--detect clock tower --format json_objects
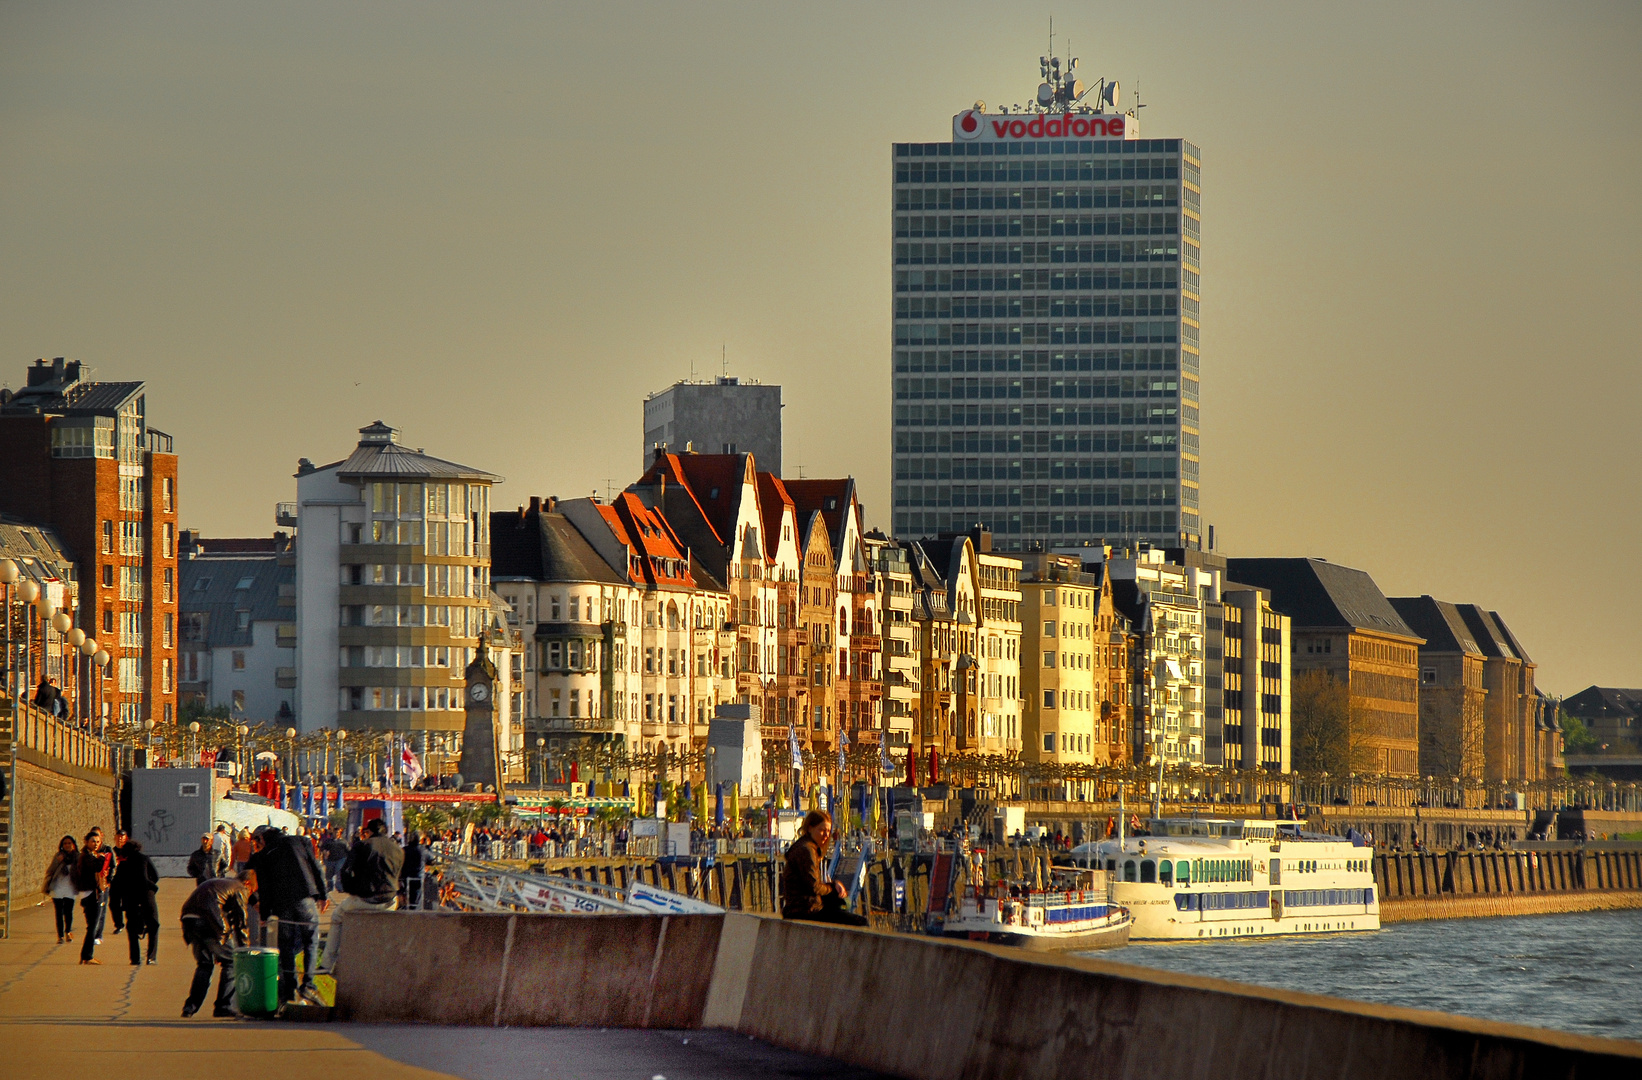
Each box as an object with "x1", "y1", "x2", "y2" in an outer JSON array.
[{"x1": 458, "y1": 643, "x2": 505, "y2": 799}]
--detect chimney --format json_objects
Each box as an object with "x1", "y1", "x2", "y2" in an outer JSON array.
[
  {"x1": 546, "y1": 496, "x2": 558, "y2": 512},
  {"x1": 528, "y1": 495, "x2": 541, "y2": 514}
]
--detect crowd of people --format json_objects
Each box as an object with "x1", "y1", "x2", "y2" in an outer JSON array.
[{"x1": 42, "y1": 815, "x2": 428, "y2": 1019}]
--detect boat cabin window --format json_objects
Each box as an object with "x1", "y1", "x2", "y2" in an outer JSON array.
[
  {"x1": 1140, "y1": 859, "x2": 1157, "y2": 884},
  {"x1": 1158, "y1": 859, "x2": 1173, "y2": 887},
  {"x1": 1105, "y1": 859, "x2": 1118, "y2": 873},
  {"x1": 1123, "y1": 860, "x2": 1137, "y2": 882},
  {"x1": 1175, "y1": 860, "x2": 1190, "y2": 885}
]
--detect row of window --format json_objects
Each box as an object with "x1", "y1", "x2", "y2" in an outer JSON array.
[
  {"x1": 896, "y1": 346, "x2": 1184, "y2": 374},
  {"x1": 894, "y1": 510, "x2": 1179, "y2": 539},
  {"x1": 898, "y1": 296, "x2": 1180, "y2": 323},
  {"x1": 368, "y1": 481, "x2": 485, "y2": 520},
  {"x1": 897, "y1": 209, "x2": 1184, "y2": 241},
  {"x1": 896, "y1": 403, "x2": 1181, "y2": 430},
  {"x1": 341, "y1": 562, "x2": 480, "y2": 596},
  {"x1": 896, "y1": 375, "x2": 1182, "y2": 401},
  {"x1": 897, "y1": 267, "x2": 1186, "y2": 294},
  {"x1": 899, "y1": 456, "x2": 1180, "y2": 482},
  {"x1": 896, "y1": 482, "x2": 1180, "y2": 509},
  {"x1": 897, "y1": 238, "x2": 1180, "y2": 267},
  {"x1": 896, "y1": 429, "x2": 1183, "y2": 458},
  {"x1": 339, "y1": 685, "x2": 466, "y2": 711},
  {"x1": 339, "y1": 645, "x2": 462, "y2": 669},
  {"x1": 897, "y1": 184, "x2": 1181, "y2": 212},
  {"x1": 339, "y1": 603, "x2": 484, "y2": 634},
  {"x1": 897, "y1": 321, "x2": 1179, "y2": 348}
]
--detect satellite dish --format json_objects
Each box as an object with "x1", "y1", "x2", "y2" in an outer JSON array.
[
  {"x1": 1068, "y1": 78, "x2": 1086, "y2": 101},
  {"x1": 1037, "y1": 83, "x2": 1054, "y2": 107},
  {"x1": 1102, "y1": 80, "x2": 1120, "y2": 109}
]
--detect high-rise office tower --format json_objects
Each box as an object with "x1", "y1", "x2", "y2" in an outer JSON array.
[
  {"x1": 642, "y1": 376, "x2": 782, "y2": 474},
  {"x1": 891, "y1": 54, "x2": 1201, "y2": 550}
]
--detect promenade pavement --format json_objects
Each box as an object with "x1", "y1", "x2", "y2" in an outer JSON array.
[{"x1": 0, "y1": 878, "x2": 890, "y2": 1080}]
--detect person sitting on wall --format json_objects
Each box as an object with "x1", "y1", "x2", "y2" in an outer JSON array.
[{"x1": 781, "y1": 810, "x2": 867, "y2": 928}]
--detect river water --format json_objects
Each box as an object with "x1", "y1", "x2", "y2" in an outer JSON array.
[{"x1": 1084, "y1": 910, "x2": 1642, "y2": 1043}]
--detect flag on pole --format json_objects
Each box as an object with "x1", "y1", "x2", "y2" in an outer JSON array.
[
  {"x1": 302, "y1": 782, "x2": 314, "y2": 818},
  {"x1": 879, "y1": 739, "x2": 896, "y2": 776},
  {"x1": 788, "y1": 722, "x2": 803, "y2": 771},
  {"x1": 401, "y1": 743, "x2": 424, "y2": 787}
]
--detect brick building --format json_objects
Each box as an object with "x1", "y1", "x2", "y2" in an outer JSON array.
[
  {"x1": 0, "y1": 358, "x2": 178, "y2": 729},
  {"x1": 1227, "y1": 558, "x2": 1423, "y2": 777}
]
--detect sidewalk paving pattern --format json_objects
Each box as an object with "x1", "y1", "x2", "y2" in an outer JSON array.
[{"x1": 0, "y1": 879, "x2": 891, "y2": 1080}]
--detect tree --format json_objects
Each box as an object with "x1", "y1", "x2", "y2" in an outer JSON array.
[
  {"x1": 1559, "y1": 712, "x2": 1599, "y2": 755},
  {"x1": 1291, "y1": 669, "x2": 1352, "y2": 775}
]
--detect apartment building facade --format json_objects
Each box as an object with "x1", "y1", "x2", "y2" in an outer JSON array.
[
  {"x1": 293, "y1": 421, "x2": 501, "y2": 736},
  {"x1": 177, "y1": 533, "x2": 296, "y2": 724},
  {"x1": 0, "y1": 358, "x2": 178, "y2": 728}
]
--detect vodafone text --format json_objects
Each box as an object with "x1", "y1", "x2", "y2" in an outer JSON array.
[{"x1": 954, "y1": 110, "x2": 1126, "y2": 141}]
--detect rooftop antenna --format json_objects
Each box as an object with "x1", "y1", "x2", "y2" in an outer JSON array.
[{"x1": 722, "y1": 343, "x2": 727, "y2": 378}]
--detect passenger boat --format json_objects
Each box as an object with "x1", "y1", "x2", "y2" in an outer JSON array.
[
  {"x1": 941, "y1": 866, "x2": 1132, "y2": 951},
  {"x1": 1080, "y1": 817, "x2": 1380, "y2": 941}
]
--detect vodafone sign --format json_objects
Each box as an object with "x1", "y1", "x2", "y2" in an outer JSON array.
[{"x1": 952, "y1": 110, "x2": 1128, "y2": 141}]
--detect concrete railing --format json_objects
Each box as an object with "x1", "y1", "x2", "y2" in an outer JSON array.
[
  {"x1": 336, "y1": 912, "x2": 1642, "y2": 1078},
  {"x1": 2, "y1": 698, "x2": 112, "y2": 775}
]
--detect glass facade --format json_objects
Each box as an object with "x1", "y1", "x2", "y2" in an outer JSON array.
[{"x1": 890, "y1": 134, "x2": 1202, "y2": 550}]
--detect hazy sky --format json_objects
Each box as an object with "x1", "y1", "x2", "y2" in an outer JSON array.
[{"x1": 3, "y1": 3, "x2": 1638, "y2": 695}]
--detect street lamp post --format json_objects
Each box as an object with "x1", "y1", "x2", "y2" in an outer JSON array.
[
  {"x1": 0, "y1": 559, "x2": 17, "y2": 703},
  {"x1": 142, "y1": 718, "x2": 156, "y2": 764},
  {"x1": 536, "y1": 737, "x2": 546, "y2": 790}
]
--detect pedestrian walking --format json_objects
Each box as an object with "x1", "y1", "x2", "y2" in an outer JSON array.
[
  {"x1": 179, "y1": 876, "x2": 249, "y2": 1018},
  {"x1": 781, "y1": 810, "x2": 867, "y2": 927},
  {"x1": 244, "y1": 826, "x2": 328, "y2": 1006},
  {"x1": 75, "y1": 830, "x2": 113, "y2": 964},
  {"x1": 112, "y1": 839, "x2": 161, "y2": 965},
  {"x1": 107, "y1": 829, "x2": 131, "y2": 936},
  {"x1": 231, "y1": 827, "x2": 253, "y2": 873},
  {"x1": 210, "y1": 825, "x2": 231, "y2": 877},
  {"x1": 187, "y1": 835, "x2": 216, "y2": 884},
  {"x1": 319, "y1": 818, "x2": 402, "y2": 973},
  {"x1": 42, "y1": 835, "x2": 79, "y2": 943}
]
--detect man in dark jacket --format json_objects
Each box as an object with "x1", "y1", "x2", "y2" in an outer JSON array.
[
  {"x1": 318, "y1": 818, "x2": 403, "y2": 972},
  {"x1": 401, "y1": 830, "x2": 425, "y2": 910},
  {"x1": 186, "y1": 835, "x2": 215, "y2": 884},
  {"x1": 180, "y1": 876, "x2": 249, "y2": 1018},
  {"x1": 112, "y1": 838, "x2": 161, "y2": 964},
  {"x1": 245, "y1": 826, "x2": 328, "y2": 1006}
]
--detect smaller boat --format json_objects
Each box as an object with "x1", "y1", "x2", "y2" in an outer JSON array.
[{"x1": 942, "y1": 866, "x2": 1132, "y2": 951}]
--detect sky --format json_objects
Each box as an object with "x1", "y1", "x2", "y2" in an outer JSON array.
[{"x1": 2, "y1": 2, "x2": 1638, "y2": 696}]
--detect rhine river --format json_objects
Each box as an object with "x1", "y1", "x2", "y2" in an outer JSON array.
[{"x1": 1087, "y1": 909, "x2": 1642, "y2": 1043}]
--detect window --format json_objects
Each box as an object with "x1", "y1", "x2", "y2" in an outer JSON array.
[
  {"x1": 1043, "y1": 689, "x2": 1055, "y2": 708},
  {"x1": 1043, "y1": 732, "x2": 1054, "y2": 752},
  {"x1": 236, "y1": 611, "x2": 250, "y2": 630},
  {"x1": 163, "y1": 523, "x2": 174, "y2": 558},
  {"x1": 1043, "y1": 650, "x2": 1055, "y2": 668},
  {"x1": 163, "y1": 613, "x2": 173, "y2": 648},
  {"x1": 162, "y1": 477, "x2": 174, "y2": 512},
  {"x1": 1043, "y1": 588, "x2": 1055, "y2": 605},
  {"x1": 1043, "y1": 620, "x2": 1056, "y2": 637},
  {"x1": 232, "y1": 651, "x2": 246, "y2": 671},
  {"x1": 103, "y1": 565, "x2": 114, "y2": 588},
  {"x1": 161, "y1": 658, "x2": 172, "y2": 693},
  {"x1": 163, "y1": 567, "x2": 173, "y2": 602},
  {"x1": 102, "y1": 520, "x2": 113, "y2": 553}
]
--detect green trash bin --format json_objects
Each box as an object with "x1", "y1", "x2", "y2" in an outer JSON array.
[{"x1": 234, "y1": 947, "x2": 280, "y2": 1017}]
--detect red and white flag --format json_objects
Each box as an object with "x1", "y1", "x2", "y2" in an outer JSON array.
[{"x1": 400, "y1": 743, "x2": 424, "y2": 785}]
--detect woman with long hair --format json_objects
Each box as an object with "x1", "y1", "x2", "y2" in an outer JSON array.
[
  {"x1": 780, "y1": 810, "x2": 868, "y2": 927},
  {"x1": 42, "y1": 835, "x2": 79, "y2": 943}
]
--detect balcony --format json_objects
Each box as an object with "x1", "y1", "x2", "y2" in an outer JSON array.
[
  {"x1": 275, "y1": 502, "x2": 298, "y2": 527},
  {"x1": 792, "y1": 628, "x2": 809, "y2": 646},
  {"x1": 275, "y1": 667, "x2": 296, "y2": 689},
  {"x1": 275, "y1": 625, "x2": 297, "y2": 649},
  {"x1": 854, "y1": 634, "x2": 882, "y2": 653}
]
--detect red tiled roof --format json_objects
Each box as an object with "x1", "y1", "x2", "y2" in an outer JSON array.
[
  {"x1": 783, "y1": 478, "x2": 855, "y2": 558},
  {"x1": 755, "y1": 472, "x2": 795, "y2": 562}
]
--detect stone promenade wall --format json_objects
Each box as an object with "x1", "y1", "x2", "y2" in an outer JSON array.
[
  {"x1": 10, "y1": 757, "x2": 116, "y2": 917},
  {"x1": 336, "y1": 911, "x2": 1642, "y2": 1078}
]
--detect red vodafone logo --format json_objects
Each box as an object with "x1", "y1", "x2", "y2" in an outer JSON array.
[{"x1": 950, "y1": 110, "x2": 1127, "y2": 141}]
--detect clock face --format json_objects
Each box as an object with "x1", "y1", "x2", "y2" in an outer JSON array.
[{"x1": 469, "y1": 682, "x2": 490, "y2": 702}]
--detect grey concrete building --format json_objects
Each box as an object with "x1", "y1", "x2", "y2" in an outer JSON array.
[{"x1": 642, "y1": 377, "x2": 782, "y2": 475}]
